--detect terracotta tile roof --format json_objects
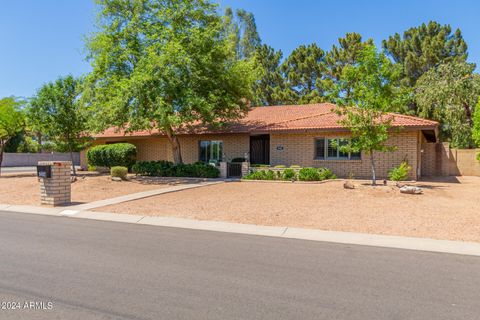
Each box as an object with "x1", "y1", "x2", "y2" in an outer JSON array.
[{"x1": 95, "y1": 103, "x2": 438, "y2": 138}]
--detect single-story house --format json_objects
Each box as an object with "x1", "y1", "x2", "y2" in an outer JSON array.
[{"x1": 82, "y1": 103, "x2": 439, "y2": 179}]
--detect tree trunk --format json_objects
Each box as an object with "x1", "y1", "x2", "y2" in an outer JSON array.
[
  {"x1": 165, "y1": 127, "x2": 183, "y2": 164},
  {"x1": 370, "y1": 151, "x2": 377, "y2": 186},
  {"x1": 69, "y1": 143, "x2": 76, "y2": 176},
  {"x1": 37, "y1": 133, "x2": 43, "y2": 153}
]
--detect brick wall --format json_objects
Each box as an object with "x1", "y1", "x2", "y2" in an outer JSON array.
[
  {"x1": 270, "y1": 131, "x2": 419, "y2": 179},
  {"x1": 422, "y1": 142, "x2": 480, "y2": 176},
  {"x1": 82, "y1": 131, "x2": 420, "y2": 179}
]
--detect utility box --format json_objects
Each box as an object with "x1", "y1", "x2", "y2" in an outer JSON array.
[{"x1": 37, "y1": 161, "x2": 72, "y2": 206}]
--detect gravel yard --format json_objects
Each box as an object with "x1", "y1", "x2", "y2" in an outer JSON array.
[
  {"x1": 97, "y1": 176, "x2": 480, "y2": 242},
  {"x1": 0, "y1": 174, "x2": 169, "y2": 205}
]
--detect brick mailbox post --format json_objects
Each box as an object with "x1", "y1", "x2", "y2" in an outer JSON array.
[{"x1": 37, "y1": 161, "x2": 72, "y2": 206}]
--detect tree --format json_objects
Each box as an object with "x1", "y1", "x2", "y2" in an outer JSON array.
[
  {"x1": 383, "y1": 21, "x2": 468, "y2": 87},
  {"x1": 252, "y1": 44, "x2": 285, "y2": 106},
  {"x1": 473, "y1": 100, "x2": 480, "y2": 148},
  {"x1": 325, "y1": 32, "x2": 373, "y2": 103},
  {"x1": 415, "y1": 61, "x2": 480, "y2": 148},
  {"x1": 29, "y1": 75, "x2": 90, "y2": 175},
  {"x1": 335, "y1": 45, "x2": 403, "y2": 185},
  {"x1": 223, "y1": 7, "x2": 261, "y2": 59},
  {"x1": 280, "y1": 44, "x2": 327, "y2": 104},
  {"x1": 0, "y1": 97, "x2": 24, "y2": 175},
  {"x1": 84, "y1": 0, "x2": 254, "y2": 164}
]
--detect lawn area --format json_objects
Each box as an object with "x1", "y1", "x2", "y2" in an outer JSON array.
[
  {"x1": 96, "y1": 176, "x2": 480, "y2": 242},
  {"x1": 0, "y1": 174, "x2": 171, "y2": 205}
]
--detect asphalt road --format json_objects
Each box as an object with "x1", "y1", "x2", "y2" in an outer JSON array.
[{"x1": 0, "y1": 211, "x2": 479, "y2": 320}]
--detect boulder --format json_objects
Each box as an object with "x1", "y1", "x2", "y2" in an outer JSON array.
[
  {"x1": 111, "y1": 177, "x2": 122, "y2": 182},
  {"x1": 343, "y1": 181, "x2": 355, "y2": 189},
  {"x1": 399, "y1": 186, "x2": 423, "y2": 194}
]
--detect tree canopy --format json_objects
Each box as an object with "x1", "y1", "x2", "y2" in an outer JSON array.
[
  {"x1": 335, "y1": 45, "x2": 404, "y2": 185},
  {"x1": 28, "y1": 75, "x2": 89, "y2": 175},
  {"x1": 415, "y1": 61, "x2": 480, "y2": 148},
  {"x1": 85, "y1": 0, "x2": 255, "y2": 163},
  {"x1": 0, "y1": 97, "x2": 24, "y2": 173}
]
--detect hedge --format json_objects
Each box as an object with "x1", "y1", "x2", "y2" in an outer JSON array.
[
  {"x1": 87, "y1": 143, "x2": 137, "y2": 168},
  {"x1": 243, "y1": 167, "x2": 336, "y2": 181},
  {"x1": 132, "y1": 161, "x2": 219, "y2": 178}
]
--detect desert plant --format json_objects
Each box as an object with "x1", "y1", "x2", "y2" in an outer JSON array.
[
  {"x1": 87, "y1": 143, "x2": 137, "y2": 168},
  {"x1": 111, "y1": 166, "x2": 128, "y2": 180},
  {"x1": 388, "y1": 161, "x2": 412, "y2": 181}
]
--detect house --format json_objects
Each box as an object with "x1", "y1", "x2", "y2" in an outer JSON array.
[{"x1": 82, "y1": 103, "x2": 439, "y2": 179}]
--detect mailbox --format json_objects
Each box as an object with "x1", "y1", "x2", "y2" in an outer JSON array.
[{"x1": 37, "y1": 165, "x2": 52, "y2": 179}]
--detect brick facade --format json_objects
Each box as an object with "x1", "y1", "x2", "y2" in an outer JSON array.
[
  {"x1": 82, "y1": 131, "x2": 423, "y2": 179},
  {"x1": 270, "y1": 131, "x2": 419, "y2": 179}
]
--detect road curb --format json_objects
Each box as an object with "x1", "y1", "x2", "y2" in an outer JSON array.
[{"x1": 2, "y1": 205, "x2": 480, "y2": 257}]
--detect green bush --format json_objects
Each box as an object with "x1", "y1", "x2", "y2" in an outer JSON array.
[
  {"x1": 388, "y1": 161, "x2": 412, "y2": 181},
  {"x1": 111, "y1": 166, "x2": 128, "y2": 180},
  {"x1": 87, "y1": 164, "x2": 96, "y2": 172},
  {"x1": 87, "y1": 143, "x2": 137, "y2": 168},
  {"x1": 274, "y1": 165, "x2": 286, "y2": 168},
  {"x1": 477, "y1": 152, "x2": 480, "y2": 162},
  {"x1": 243, "y1": 170, "x2": 275, "y2": 180},
  {"x1": 282, "y1": 168, "x2": 297, "y2": 181},
  {"x1": 132, "y1": 161, "x2": 219, "y2": 178},
  {"x1": 298, "y1": 167, "x2": 321, "y2": 181},
  {"x1": 318, "y1": 167, "x2": 336, "y2": 180}
]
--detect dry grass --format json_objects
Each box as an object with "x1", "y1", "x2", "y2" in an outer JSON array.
[{"x1": 97, "y1": 176, "x2": 480, "y2": 242}]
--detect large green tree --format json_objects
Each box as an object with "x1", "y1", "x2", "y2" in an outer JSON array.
[
  {"x1": 85, "y1": 0, "x2": 254, "y2": 163},
  {"x1": 29, "y1": 75, "x2": 90, "y2": 175},
  {"x1": 335, "y1": 45, "x2": 403, "y2": 185},
  {"x1": 415, "y1": 61, "x2": 480, "y2": 148},
  {"x1": 325, "y1": 32, "x2": 373, "y2": 103},
  {"x1": 252, "y1": 44, "x2": 285, "y2": 106},
  {"x1": 223, "y1": 7, "x2": 261, "y2": 60},
  {"x1": 280, "y1": 43, "x2": 327, "y2": 104},
  {"x1": 84, "y1": 0, "x2": 254, "y2": 164},
  {"x1": 383, "y1": 21, "x2": 468, "y2": 87},
  {"x1": 0, "y1": 97, "x2": 24, "y2": 174}
]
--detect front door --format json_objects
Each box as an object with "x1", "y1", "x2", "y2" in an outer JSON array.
[{"x1": 250, "y1": 135, "x2": 270, "y2": 165}]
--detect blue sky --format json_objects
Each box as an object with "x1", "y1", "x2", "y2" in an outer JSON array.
[{"x1": 1, "y1": 0, "x2": 479, "y2": 98}]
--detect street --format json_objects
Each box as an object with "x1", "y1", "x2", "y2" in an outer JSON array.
[{"x1": 0, "y1": 210, "x2": 479, "y2": 320}]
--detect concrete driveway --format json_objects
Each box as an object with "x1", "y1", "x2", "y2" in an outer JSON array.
[{"x1": 0, "y1": 210, "x2": 479, "y2": 320}]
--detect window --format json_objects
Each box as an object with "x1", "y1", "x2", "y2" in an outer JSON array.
[
  {"x1": 199, "y1": 140, "x2": 223, "y2": 164},
  {"x1": 315, "y1": 138, "x2": 361, "y2": 160}
]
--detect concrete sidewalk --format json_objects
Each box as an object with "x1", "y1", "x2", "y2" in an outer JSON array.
[{"x1": 1, "y1": 203, "x2": 480, "y2": 257}]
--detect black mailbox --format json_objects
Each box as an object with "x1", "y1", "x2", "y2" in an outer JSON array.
[{"x1": 37, "y1": 165, "x2": 52, "y2": 179}]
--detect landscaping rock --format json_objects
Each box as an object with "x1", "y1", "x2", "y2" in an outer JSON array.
[
  {"x1": 343, "y1": 181, "x2": 355, "y2": 189},
  {"x1": 111, "y1": 177, "x2": 122, "y2": 182},
  {"x1": 399, "y1": 186, "x2": 423, "y2": 194}
]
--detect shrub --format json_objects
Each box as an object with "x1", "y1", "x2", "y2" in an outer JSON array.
[
  {"x1": 298, "y1": 167, "x2": 321, "y2": 181},
  {"x1": 388, "y1": 161, "x2": 412, "y2": 181},
  {"x1": 282, "y1": 168, "x2": 297, "y2": 181},
  {"x1": 87, "y1": 143, "x2": 137, "y2": 168},
  {"x1": 318, "y1": 167, "x2": 336, "y2": 180},
  {"x1": 87, "y1": 164, "x2": 96, "y2": 172},
  {"x1": 111, "y1": 166, "x2": 128, "y2": 180},
  {"x1": 132, "y1": 161, "x2": 219, "y2": 178},
  {"x1": 274, "y1": 165, "x2": 286, "y2": 168},
  {"x1": 477, "y1": 152, "x2": 480, "y2": 162},
  {"x1": 290, "y1": 165, "x2": 301, "y2": 168}
]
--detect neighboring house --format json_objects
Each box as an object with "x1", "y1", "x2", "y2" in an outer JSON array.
[{"x1": 82, "y1": 103, "x2": 438, "y2": 179}]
